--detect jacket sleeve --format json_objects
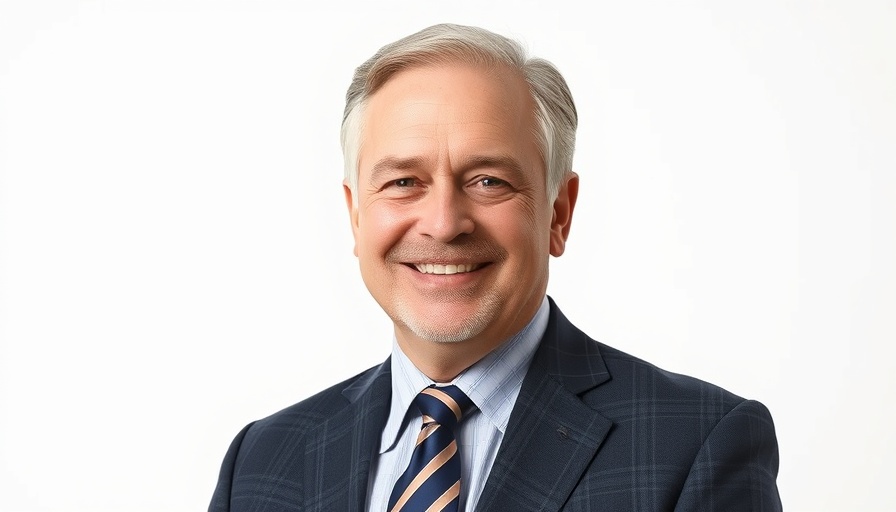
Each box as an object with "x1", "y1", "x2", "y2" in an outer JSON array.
[
  {"x1": 208, "y1": 422, "x2": 255, "y2": 512},
  {"x1": 675, "y1": 399, "x2": 782, "y2": 511}
]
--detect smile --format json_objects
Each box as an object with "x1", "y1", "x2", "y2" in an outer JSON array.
[{"x1": 413, "y1": 263, "x2": 482, "y2": 275}]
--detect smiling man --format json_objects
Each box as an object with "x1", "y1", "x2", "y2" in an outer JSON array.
[
  {"x1": 348, "y1": 61, "x2": 574, "y2": 383},
  {"x1": 210, "y1": 24, "x2": 782, "y2": 512}
]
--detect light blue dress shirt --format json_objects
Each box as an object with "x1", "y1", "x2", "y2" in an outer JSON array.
[{"x1": 366, "y1": 297, "x2": 549, "y2": 511}]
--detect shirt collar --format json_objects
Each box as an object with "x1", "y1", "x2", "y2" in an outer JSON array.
[{"x1": 379, "y1": 297, "x2": 550, "y2": 454}]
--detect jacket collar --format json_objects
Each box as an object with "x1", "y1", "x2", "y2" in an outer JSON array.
[
  {"x1": 476, "y1": 297, "x2": 614, "y2": 511},
  {"x1": 302, "y1": 359, "x2": 392, "y2": 511}
]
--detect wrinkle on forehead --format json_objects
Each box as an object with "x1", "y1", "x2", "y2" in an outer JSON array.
[{"x1": 358, "y1": 63, "x2": 540, "y2": 178}]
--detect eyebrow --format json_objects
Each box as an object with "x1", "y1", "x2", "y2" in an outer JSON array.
[
  {"x1": 368, "y1": 156, "x2": 428, "y2": 184},
  {"x1": 460, "y1": 155, "x2": 525, "y2": 178}
]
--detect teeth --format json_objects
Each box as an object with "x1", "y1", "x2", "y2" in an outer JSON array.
[{"x1": 414, "y1": 263, "x2": 480, "y2": 274}]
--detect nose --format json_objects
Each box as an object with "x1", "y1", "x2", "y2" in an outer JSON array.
[{"x1": 416, "y1": 184, "x2": 475, "y2": 242}]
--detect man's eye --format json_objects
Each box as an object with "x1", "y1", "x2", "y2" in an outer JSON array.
[
  {"x1": 479, "y1": 177, "x2": 507, "y2": 187},
  {"x1": 393, "y1": 178, "x2": 416, "y2": 187}
]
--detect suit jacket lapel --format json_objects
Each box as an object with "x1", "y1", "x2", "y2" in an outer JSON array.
[
  {"x1": 477, "y1": 300, "x2": 614, "y2": 512},
  {"x1": 303, "y1": 360, "x2": 392, "y2": 511}
]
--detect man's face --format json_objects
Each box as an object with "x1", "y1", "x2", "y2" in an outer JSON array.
[{"x1": 344, "y1": 62, "x2": 576, "y2": 357}]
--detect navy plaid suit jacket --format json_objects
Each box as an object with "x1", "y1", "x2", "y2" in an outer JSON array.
[{"x1": 210, "y1": 298, "x2": 782, "y2": 511}]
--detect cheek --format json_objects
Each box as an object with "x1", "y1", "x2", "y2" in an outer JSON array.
[
  {"x1": 490, "y1": 202, "x2": 552, "y2": 247},
  {"x1": 358, "y1": 203, "x2": 411, "y2": 251}
]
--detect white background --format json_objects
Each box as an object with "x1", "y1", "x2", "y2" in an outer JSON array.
[{"x1": 1, "y1": 1, "x2": 894, "y2": 510}]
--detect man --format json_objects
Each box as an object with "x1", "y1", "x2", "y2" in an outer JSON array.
[{"x1": 210, "y1": 23, "x2": 781, "y2": 511}]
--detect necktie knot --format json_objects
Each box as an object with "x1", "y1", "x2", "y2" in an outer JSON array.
[{"x1": 413, "y1": 385, "x2": 475, "y2": 430}]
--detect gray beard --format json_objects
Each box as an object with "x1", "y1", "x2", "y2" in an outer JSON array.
[{"x1": 393, "y1": 292, "x2": 501, "y2": 343}]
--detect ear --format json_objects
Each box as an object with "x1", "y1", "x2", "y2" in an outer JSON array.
[
  {"x1": 343, "y1": 180, "x2": 360, "y2": 257},
  {"x1": 549, "y1": 172, "x2": 579, "y2": 257}
]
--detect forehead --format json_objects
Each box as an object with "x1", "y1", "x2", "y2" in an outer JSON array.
[{"x1": 358, "y1": 63, "x2": 539, "y2": 169}]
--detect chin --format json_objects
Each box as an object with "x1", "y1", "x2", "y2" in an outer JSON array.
[{"x1": 393, "y1": 295, "x2": 499, "y2": 344}]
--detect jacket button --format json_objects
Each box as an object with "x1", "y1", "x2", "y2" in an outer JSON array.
[{"x1": 556, "y1": 426, "x2": 570, "y2": 440}]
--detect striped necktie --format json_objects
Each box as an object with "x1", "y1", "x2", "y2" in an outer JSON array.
[{"x1": 388, "y1": 385, "x2": 476, "y2": 512}]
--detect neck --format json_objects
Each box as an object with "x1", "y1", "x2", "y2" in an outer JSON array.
[
  {"x1": 395, "y1": 335, "x2": 492, "y2": 382},
  {"x1": 395, "y1": 299, "x2": 546, "y2": 382}
]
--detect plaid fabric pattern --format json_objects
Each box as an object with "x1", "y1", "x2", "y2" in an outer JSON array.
[{"x1": 210, "y1": 297, "x2": 782, "y2": 511}]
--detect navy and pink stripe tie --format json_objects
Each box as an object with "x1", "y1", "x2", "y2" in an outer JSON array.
[{"x1": 388, "y1": 385, "x2": 476, "y2": 512}]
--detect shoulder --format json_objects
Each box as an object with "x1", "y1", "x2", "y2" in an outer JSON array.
[
  {"x1": 221, "y1": 361, "x2": 389, "y2": 475},
  {"x1": 579, "y1": 336, "x2": 779, "y2": 481},
  {"x1": 544, "y1": 300, "x2": 749, "y2": 417},
  {"x1": 547, "y1": 316, "x2": 781, "y2": 508},
  {"x1": 546, "y1": 301, "x2": 772, "y2": 448},
  {"x1": 596, "y1": 341, "x2": 746, "y2": 410},
  {"x1": 209, "y1": 363, "x2": 391, "y2": 509}
]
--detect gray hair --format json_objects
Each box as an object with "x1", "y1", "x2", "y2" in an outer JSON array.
[{"x1": 340, "y1": 23, "x2": 577, "y2": 200}]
